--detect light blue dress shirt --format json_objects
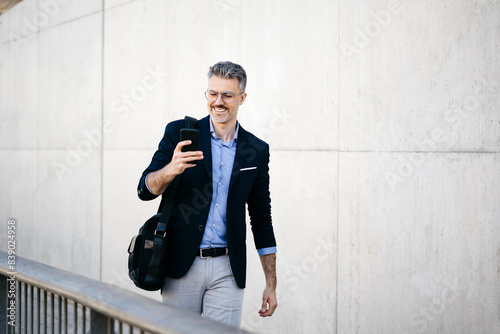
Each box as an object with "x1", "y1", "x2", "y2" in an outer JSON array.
[{"x1": 199, "y1": 118, "x2": 276, "y2": 256}]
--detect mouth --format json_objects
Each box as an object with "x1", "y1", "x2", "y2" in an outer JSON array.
[{"x1": 212, "y1": 106, "x2": 227, "y2": 113}]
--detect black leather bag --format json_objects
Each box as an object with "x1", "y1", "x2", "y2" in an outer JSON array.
[
  {"x1": 127, "y1": 212, "x2": 171, "y2": 291},
  {"x1": 128, "y1": 116, "x2": 198, "y2": 291}
]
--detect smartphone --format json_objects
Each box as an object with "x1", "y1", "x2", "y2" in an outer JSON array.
[{"x1": 180, "y1": 128, "x2": 201, "y2": 164}]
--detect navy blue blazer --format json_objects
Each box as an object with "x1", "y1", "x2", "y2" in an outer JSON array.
[{"x1": 137, "y1": 115, "x2": 276, "y2": 288}]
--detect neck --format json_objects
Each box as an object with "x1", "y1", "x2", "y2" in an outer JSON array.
[{"x1": 212, "y1": 119, "x2": 237, "y2": 142}]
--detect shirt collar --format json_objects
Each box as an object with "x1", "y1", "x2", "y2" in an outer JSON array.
[{"x1": 209, "y1": 116, "x2": 239, "y2": 143}]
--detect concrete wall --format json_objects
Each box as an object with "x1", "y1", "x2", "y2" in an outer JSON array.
[{"x1": 1, "y1": 0, "x2": 499, "y2": 333}]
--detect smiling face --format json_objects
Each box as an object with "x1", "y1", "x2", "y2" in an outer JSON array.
[{"x1": 206, "y1": 75, "x2": 247, "y2": 126}]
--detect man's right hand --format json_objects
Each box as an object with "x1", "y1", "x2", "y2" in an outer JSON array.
[
  {"x1": 166, "y1": 140, "x2": 204, "y2": 175},
  {"x1": 147, "y1": 140, "x2": 203, "y2": 195}
]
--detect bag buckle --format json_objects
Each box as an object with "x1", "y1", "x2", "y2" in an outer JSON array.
[{"x1": 154, "y1": 230, "x2": 166, "y2": 237}]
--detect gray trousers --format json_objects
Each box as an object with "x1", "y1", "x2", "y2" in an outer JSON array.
[{"x1": 161, "y1": 254, "x2": 244, "y2": 327}]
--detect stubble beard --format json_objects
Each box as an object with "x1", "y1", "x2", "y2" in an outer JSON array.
[{"x1": 211, "y1": 105, "x2": 232, "y2": 124}]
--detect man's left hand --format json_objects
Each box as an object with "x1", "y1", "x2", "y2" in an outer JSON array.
[{"x1": 259, "y1": 285, "x2": 277, "y2": 317}]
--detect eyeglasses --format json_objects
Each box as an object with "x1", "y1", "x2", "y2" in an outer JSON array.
[{"x1": 205, "y1": 90, "x2": 243, "y2": 103}]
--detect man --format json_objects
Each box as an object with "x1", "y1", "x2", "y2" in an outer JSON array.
[{"x1": 137, "y1": 61, "x2": 277, "y2": 327}]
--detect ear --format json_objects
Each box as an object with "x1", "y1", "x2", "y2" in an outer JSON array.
[{"x1": 239, "y1": 92, "x2": 247, "y2": 105}]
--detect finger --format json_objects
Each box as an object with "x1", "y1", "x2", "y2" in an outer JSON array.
[
  {"x1": 267, "y1": 301, "x2": 278, "y2": 316},
  {"x1": 259, "y1": 310, "x2": 271, "y2": 317},
  {"x1": 174, "y1": 149, "x2": 202, "y2": 161},
  {"x1": 178, "y1": 154, "x2": 203, "y2": 170},
  {"x1": 259, "y1": 307, "x2": 276, "y2": 317},
  {"x1": 260, "y1": 294, "x2": 268, "y2": 311},
  {"x1": 182, "y1": 152, "x2": 203, "y2": 161},
  {"x1": 258, "y1": 297, "x2": 269, "y2": 316},
  {"x1": 175, "y1": 140, "x2": 192, "y2": 152}
]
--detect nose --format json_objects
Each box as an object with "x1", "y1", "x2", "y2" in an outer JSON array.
[{"x1": 215, "y1": 92, "x2": 225, "y2": 105}]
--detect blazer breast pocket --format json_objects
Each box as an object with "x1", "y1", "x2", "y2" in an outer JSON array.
[
  {"x1": 239, "y1": 166, "x2": 258, "y2": 173},
  {"x1": 237, "y1": 167, "x2": 259, "y2": 190}
]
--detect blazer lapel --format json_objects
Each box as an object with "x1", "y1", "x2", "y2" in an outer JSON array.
[{"x1": 228, "y1": 126, "x2": 250, "y2": 192}]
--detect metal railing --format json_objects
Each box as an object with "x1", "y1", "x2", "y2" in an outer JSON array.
[{"x1": 0, "y1": 251, "x2": 248, "y2": 334}]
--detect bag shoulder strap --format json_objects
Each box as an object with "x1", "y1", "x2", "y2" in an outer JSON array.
[
  {"x1": 157, "y1": 175, "x2": 180, "y2": 229},
  {"x1": 183, "y1": 115, "x2": 198, "y2": 129},
  {"x1": 156, "y1": 116, "x2": 198, "y2": 224}
]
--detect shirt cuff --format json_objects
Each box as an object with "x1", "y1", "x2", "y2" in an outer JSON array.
[
  {"x1": 145, "y1": 173, "x2": 153, "y2": 194},
  {"x1": 257, "y1": 246, "x2": 277, "y2": 256}
]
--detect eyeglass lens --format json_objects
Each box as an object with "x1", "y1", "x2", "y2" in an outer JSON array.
[{"x1": 205, "y1": 91, "x2": 236, "y2": 103}]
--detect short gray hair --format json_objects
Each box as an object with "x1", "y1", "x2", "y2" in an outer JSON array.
[{"x1": 208, "y1": 61, "x2": 247, "y2": 93}]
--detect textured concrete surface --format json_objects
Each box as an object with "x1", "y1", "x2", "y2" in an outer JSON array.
[{"x1": 0, "y1": 0, "x2": 499, "y2": 333}]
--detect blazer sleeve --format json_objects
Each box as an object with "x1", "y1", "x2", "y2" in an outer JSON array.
[
  {"x1": 247, "y1": 144, "x2": 277, "y2": 250},
  {"x1": 137, "y1": 120, "x2": 183, "y2": 201}
]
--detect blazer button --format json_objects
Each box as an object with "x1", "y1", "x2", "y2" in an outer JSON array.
[
  {"x1": 198, "y1": 225, "x2": 204, "y2": 230},
  {"x1": 205, "y1": 198, "x2": 210, "y2": 204}
]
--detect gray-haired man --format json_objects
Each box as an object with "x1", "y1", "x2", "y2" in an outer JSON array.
[{"x1": 138, "y1": 61, "x2": 278, "y2": 326}]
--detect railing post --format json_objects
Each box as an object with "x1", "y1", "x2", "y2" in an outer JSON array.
[
  {"x1": 90, "y1": 310, "x2": 110, "y2": 333},
  {"x1": 1, "y1": 274, "x2": 6, "y2": 333}
]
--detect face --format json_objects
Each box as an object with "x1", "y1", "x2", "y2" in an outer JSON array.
[{"x1": 206, "y1": 75, "x2": 247, "y2": 125}]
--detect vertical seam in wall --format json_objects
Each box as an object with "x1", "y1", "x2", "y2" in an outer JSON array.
[
  {"x1": 36, "y1": 0, "x2": 41, "y2": 248},
  {"x1": 99, "y1": 0, "x2": 105, "y2": 282},
  {"x1": 335, "y1": 1, "x2": 341, "y2": 333}
]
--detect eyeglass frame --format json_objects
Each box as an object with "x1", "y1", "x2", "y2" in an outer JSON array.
[{"x1": 204, "y1": 90, "x2": 244, "y2": 103}]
